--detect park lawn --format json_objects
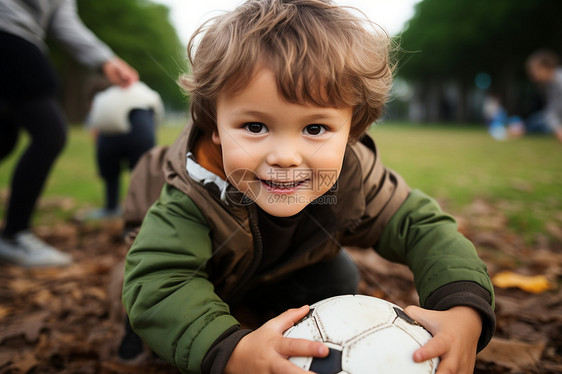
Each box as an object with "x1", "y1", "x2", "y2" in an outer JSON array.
[
  {"x1": 370, "y1": 123, "x2": 562, "y2": 242},
  {"x1": 0, "y1": 122, "x2": 560, "y2": 243},
  {"x1": 0, "y1": 124, "x2": 185, "y2": 223}
]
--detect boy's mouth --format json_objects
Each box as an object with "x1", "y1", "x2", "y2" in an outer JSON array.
[{"x1": 260, "y1": 179, "x2": 308, "y2": 191}]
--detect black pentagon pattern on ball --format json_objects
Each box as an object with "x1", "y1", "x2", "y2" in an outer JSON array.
[
  {"x1": 284, "y1": 296, "x2": 438, "y2": 373},
  {"x1": 393, "y1": 307, "x2": 421, "y2": 326},
  {"x1": 295, "y1": 307, "x2": 315, "y2": 325},
  {"x1": 309, "y1": 348, "x2": 343, "y2": 374}
]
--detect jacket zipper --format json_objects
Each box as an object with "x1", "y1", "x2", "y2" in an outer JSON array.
[
  {"x1": 227, "y1": 206, "x2": 358, "y2": 301},
  {"x1": 227, "y1": 204, "x2": 264, "y2": 302},
  {"x1": 251, "y1": 211, "x2": 352, "y2": 287}
]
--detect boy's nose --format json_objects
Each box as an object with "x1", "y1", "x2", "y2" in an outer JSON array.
[{"x1": 266, "y1": 140, "x2": 302, "y2": 168}]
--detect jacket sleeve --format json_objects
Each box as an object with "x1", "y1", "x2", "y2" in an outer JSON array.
[
  {"x1": 374, "y1": 189, "x2": 495, "y2": 308},
  {"x1": 122, "y1": 184, "x2": 240, "y2": 374},
  {"x1": 374, "y1": 190, "x2": 495, "y2": 350},
  {"x1": 49, "y1": 0, "x2": 114, "y2": 68}
]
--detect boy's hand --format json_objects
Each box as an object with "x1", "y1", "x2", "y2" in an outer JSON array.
[
  {"x1": 225, "y1": 305, "x2": 329, "y2": 374},
  {"x1": 404, "y1": 305, "x2": 482, "y2": 374}
]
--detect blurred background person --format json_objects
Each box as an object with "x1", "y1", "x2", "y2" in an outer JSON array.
[
  {"x1": 0, "y1": 0, "x2": 138, "y2": 267},
  {"x1": 482, "y1": 93, "x2": 524, "y2": 141},
  {"x1": 523, "y1": 49, "x2": 562, "y2": 142},
  {"x1": 482, "y1": 93, "x2": 509, "y2": 140},
  {"x1": 78, "y1": 81, "x2": 163, "y2": 221}
]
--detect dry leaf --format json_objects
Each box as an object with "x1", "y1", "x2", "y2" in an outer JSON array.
[
  {"x1": 545, "y1": 222, "x2": 562, "y2": 240},
  {"x1": 492, "y1": 271, "x2": 553, "y2": 293},
  {"x1": 0, "y1": 350, "x2": 15, "y2": 366},
  {"x1": 478, "y1": 337, "x2": 545, "y2": 370},
  {"x1": 0, "y1": 306, "x2": 11, "y2": 319},
  {"x1": 9, "y1": 278, "x2": 37, "y2": 293},
  {"x1": 12, "y1": 350, "x2": 38, "y2": 373},
  {"x1": 0, "y1": 310, "x2": 50, "y2": 343},
  {"x1": 2, "y1": 218, "x2": 562, "y2": 373}
]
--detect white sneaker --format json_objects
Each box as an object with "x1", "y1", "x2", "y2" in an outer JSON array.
[
  {"x1": 0, "y1": 231, "x2": 72, "y2": 267},
  {"x1": 74, "y1": 207, "x2": 122, "y2": 222}
]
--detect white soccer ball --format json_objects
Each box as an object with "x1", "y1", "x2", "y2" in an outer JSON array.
[{"x1": 283, "y1": 295, "x2": 439, "y2": 374}]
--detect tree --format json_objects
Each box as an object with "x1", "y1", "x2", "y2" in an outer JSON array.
[
  {"x1": 51, "y1": 0, "x2": 187, "y2": 121},
  {"x1": 397, "y1": 0, "x2": 562, "y2": 122}
]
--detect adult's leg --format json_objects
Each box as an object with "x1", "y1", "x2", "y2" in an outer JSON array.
[
  {"x1": 0, "y1": 32, "x2": 72, "y2": 266},
  {"x1": 0, "y1": 102, "x2": 20, "y2": 163},
  {"x1": 3, "y1": 97, "x2": 67, "y2": 237}
]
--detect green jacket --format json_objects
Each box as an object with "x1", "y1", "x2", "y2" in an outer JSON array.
[{"x1": 123, "y1": 125, "x2": 494, "y2": 373}]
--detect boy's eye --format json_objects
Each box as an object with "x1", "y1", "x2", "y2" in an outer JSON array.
[
  {"x1": 303, "y1": 124, "x2": 326, "y2": 136},
  {"x1": 243, "y1": 122, "x2": 267, "y2": 134}
]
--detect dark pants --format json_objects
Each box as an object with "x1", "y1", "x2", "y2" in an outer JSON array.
[
  {"x1": 96, "y1": 109, "x2": 155, "y2": 210},
  {"x1": 525, "y1": 111, "x2": 553, "y2": 134},
  {"x1": 0, "y1": 32, "x2": 66, "y2": 237},
  {"x1": 0, "y1": 98, "x2": 67, "y2": 236}
]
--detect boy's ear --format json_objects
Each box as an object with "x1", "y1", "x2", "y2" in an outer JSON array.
[{"x1": 211, "y1": 131, "x2": 221, "y2": 145}]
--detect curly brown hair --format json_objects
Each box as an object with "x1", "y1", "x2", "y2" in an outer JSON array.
[{"x1": 179, "y1": 0, "x2": 394, "y2": 140}]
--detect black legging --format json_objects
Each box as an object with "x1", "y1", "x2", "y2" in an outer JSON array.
[
  {"x1": 96, "y1": 109, "x2": 155, "y2": 210},
  {"x1": 0, "y1": 97, "x2": 67, "y2": 236},
  {"x1": 0, "y1": 32, "x2": 66, "y2": 238}
]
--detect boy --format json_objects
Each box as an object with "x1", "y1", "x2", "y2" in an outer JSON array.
[
  {"x1": 122, "y1": 1, "x2": 495, "y2": 373},
  {"x1": 525, "y1": 49, "x2": 562, "y2": 142}
]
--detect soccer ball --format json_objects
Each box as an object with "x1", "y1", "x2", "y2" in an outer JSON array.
[{"x1": 283, "y1": 295, "x2": 439, "y2": 374}]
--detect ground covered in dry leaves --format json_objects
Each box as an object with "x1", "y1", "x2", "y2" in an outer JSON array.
[{"x1": 1, "y1": 198, "x2": 561, "y2": 373}]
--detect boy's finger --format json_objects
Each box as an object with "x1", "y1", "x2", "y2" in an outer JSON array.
[
  {"x1": 435, "y1": 355, "x2": 461, "y2": 374},
  {"x1": 268, "y1": 305, "x2": 311, "y2": 333},
  {"x1": 403, "y1": 305, "x2": 424, "y2": 320},
  {"x1": 413, "y1": 335, "x2": 449, "y2": 363},
  {"x1": 271, "y1": 356, "x2": 315, "y2": 374},
  {"x1": 277, "y1": 337, "x2": 329, "y2": 358},
  {"x1": 403, "y1": 305, "x2": 438, "y2": 334}
]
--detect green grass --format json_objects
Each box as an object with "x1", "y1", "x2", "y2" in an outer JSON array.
[
  {"x1": 1, "y1": 122, "x2": 561, "y2": 243},
  {"x1": 0, "y1": 124, "x2": 184, "y2": 223},
  {"x1": 370, "y1": 123, "x2": 562, "y2": 239}
]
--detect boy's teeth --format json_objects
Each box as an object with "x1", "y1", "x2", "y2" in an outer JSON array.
[{"x1": 268, "y1": 180, "x2": 298, "y2": 188}]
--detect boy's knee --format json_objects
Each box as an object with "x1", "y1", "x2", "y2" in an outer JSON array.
[
  {"x1": 330, "y1": 252, "x2": 360, "y2": 295},
  {"x1": 293, "y1": 250, "x2": 360, "y2": 302}
]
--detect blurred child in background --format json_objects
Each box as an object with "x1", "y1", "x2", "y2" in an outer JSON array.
[
  {"x1": 525, "y1": 49, "x2": 562, "y2": 142},
  {"x1": 79, "y1": 82, "x2": 163, "y2": 221}
]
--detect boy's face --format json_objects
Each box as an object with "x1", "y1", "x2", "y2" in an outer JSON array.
[
  {"x1": 527, "y1": 61, "x2": 555, "y2": 84},
  {"x1": 213, "y1": 67, "x2": 352, "y2": 217}
]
